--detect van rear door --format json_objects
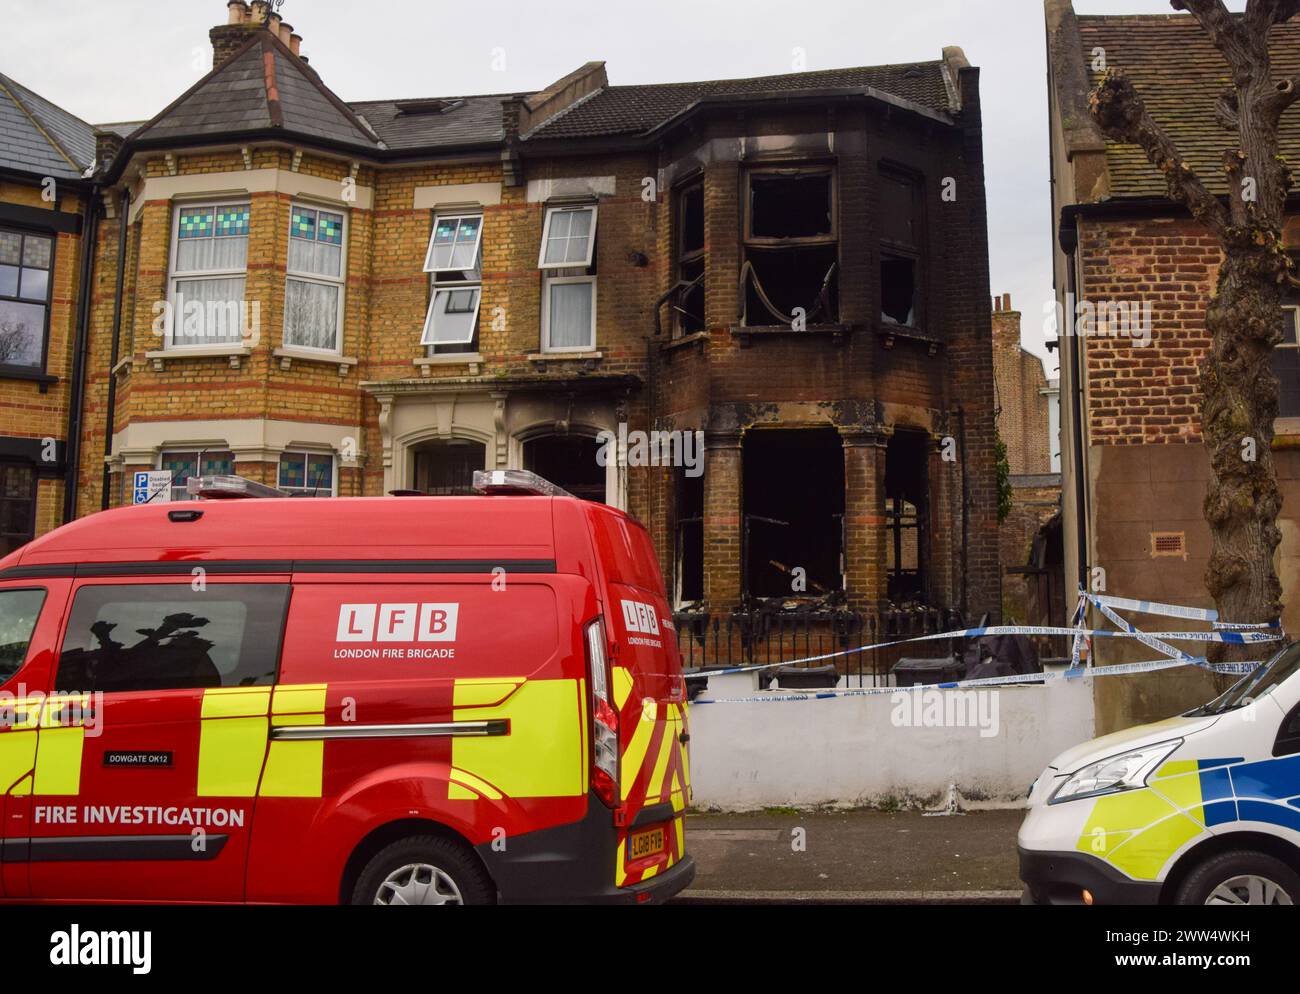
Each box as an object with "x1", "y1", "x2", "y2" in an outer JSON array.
[{"x1": 586, "y1": 508, "x2": 690, "y2": 889}]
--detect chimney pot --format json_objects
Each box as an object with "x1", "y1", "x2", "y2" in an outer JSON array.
[
  {"x1": 250, "y1": 1, "x2": 268, "y2": 23},
  {"x1": 226, "y1": 0, "x2": 248, "y2": 24},
  {"x1": 290, "y1": 33, "x2": 302, "y2": 55},
  {"x1": 278, "y1": 22, "x2": 293, "y2": 45},
  {"x1": 268, "y1": 12, "x2": 282, "y2": 33}
]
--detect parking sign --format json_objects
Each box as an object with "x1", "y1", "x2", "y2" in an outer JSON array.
[{"x1": 132, "y1": 470, "x2": 173, "y2": 504}]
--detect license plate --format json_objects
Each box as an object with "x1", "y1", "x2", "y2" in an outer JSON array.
[{"x1": 626, "y1": 826, "x2": 666, "y2": 861}]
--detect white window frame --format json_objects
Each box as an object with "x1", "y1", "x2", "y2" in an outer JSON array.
[
  {"x1": 538, "y1": 204, "x2": 598, "y2": 269},
  {"x1": 541, "y1": 275, "x2": 597, "y2": 353},
  {"x1": 421, "y1": 211, "x2": 484, "y2": 351},
  {"x1": 277, "y1": 450, "x2": 337, "y2": 496},
  {"x1": 423, "y1": 213, "x2": 484, "y2": 274},
  {"x1": 166, "y1": 199, "x2": 250, "y2": 351},
  {"x1": 283, "y1": 201, "x2": 348, "y2": 356}
]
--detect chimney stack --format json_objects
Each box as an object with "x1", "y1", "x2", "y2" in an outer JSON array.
[{"x1": 212, "y1": 2, "x2": 303, "y2": 69}]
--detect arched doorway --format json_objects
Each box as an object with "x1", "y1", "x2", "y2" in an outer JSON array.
[
  {"x1": 522, "y1": 434, "x2": 606, "y2": 502},
  {"x1": 411, "y1": 438, "x2": 486, "y2": 495}
]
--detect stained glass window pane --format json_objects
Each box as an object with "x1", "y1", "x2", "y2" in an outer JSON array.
[
  {"x1": 214, "y1": 206, "x2": 249, "y2": 237},
  {"x1": 0, "y1": 232, "x2": 20, "y2": 266},
  {"x1": 178, "y1": 208, "x2": 214, "y2": 239},
  {"x1": 21, "y1": 236, "x2": 51, "y2": 269},
  {"x1": 278, "y1": 453, "x2": 305, "y2": 489},
  {"x1": 291, "y1": 208, "x2": 318, "y2": 241},
  {"x1": 317, "y1": 211, "x2": 343, "y2": 245}
]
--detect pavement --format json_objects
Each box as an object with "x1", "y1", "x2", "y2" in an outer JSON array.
[{"x1": 674, "y1": 807, "x2": 1025, "y2": 904}]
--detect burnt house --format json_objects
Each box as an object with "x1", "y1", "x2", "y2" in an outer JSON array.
[{"x1": 20, "y1": 3, "x2": 997, "y2": 667}]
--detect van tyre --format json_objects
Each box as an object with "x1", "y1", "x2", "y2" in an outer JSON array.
[
  {"x1": 1174, "y1": 850, "x2": 1300, "y2": 906},
  {"x1": 353, "y1": 835, "x2": 495, "y2": 906}
]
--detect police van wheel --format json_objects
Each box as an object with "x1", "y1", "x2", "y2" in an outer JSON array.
[
  {"x1": 353, "y1": 835, "x2": 495, "y2": 906},
  {"x1": 1175, "y1": 851, "x2": 1300, "y2": 906}
]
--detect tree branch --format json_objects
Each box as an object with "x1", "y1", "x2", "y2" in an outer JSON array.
[
  {"x1": 1215, "y1": 84, "x2": 1241, "y2": 129},
  {"x1": 1246, "y1": 0, "x2": 1300, "y2": 34},
  {"x1": 1173, "y1": 0, "x2": 1255, "y2": 75},
  {"x1": 1090, "y1": 69, "x2": 1230, "y2": 236},
  {"x1": 1260, "y1": 74, "x2": 1300, "y2": 123}
]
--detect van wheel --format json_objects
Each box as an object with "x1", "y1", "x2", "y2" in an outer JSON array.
[
  {"x1": 1174, "y1": 851, "x2": 1300, "y2": 906},
  {"x1": 352, "y1": 835, "x2": 495, "y2": 906}
]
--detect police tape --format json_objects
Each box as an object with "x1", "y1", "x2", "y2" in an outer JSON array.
[
  {"x1": 688, "y1": 622, "x2": 1280, "y2": 678},
  {"x1": 689, "y1": 654, "x2": 1258, "y2": 705},
  {"x1": 683, "y1": 591, "x2": 1277, "y2": 701}
]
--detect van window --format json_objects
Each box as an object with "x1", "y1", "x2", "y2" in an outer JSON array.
[
  {"x1": 1188, "y1": 641, "x2": 1300, "y2": 716},
  {"x1": 1275, "y1": 703, "x2": 1300, "y2": 758},
  {"x1": 0, "y1": 587, "x2": 46, "y2": 683},
  {"x1": 55, "y1": 583, "x2": 289, "y2": 693}
]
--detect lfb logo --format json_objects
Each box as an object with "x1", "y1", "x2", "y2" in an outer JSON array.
[
  {"x1": 620, "y1": 599, "x2": 660, "y2": 636},
  {"x1": 336, "y1": 603, "x2": 459, "y2": 643}
]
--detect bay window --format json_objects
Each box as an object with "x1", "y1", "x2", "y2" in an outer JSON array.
[
  {"x1": 284, "y1": 204, "x2": 346, "y2": 352},
  {"x1": 278, "y1": 451, "x2": 336, "y2": 496},
  {"x1": 168, "y1": 203, "x2": 249, "y2": 348}
]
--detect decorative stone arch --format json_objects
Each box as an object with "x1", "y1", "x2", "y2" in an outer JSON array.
[
  {"x1": 392, "y1": 423, "x2": 494, "y2": 493},
  {"x1": 510, "y1": 419, "x2": 622, "y2": 508}
]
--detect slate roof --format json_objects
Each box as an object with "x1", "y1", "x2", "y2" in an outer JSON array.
[
  {"x1": 1075, "y1": 14, "x2": 1300, "y2": 200},
  {"x1": 0, "y1": 73, "x2": 96, "y2": 179},
  {"x1": 524, "y1": 62, "x2": 954, "y2": 140},
  {"x1": 348, "y1": 94, "x2": 509, "y2": 150},
  {"x1": 130, "y1": 29, "x2": 381, "y2": 150}
]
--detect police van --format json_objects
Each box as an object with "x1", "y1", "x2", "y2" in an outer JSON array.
[
  {"x1": 1019, "y1": 642, "x2": 1300, "y2": 905},
  {"x1": 0, "y1": 470, "x2": 694, "y2": 904}
]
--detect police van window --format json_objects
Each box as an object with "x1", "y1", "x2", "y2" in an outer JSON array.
[
  {"x1": 55, "y1": 584, "x2": 289, "y2": 693},
  {"x1": 0, "y1": 588, "x2": 46, "y2": 684},
  {"x1": 1189, "y1": 641, "x2": 1300, "y2": 716},
  {"x1": 1275, "y1": 703, "x2": 1300, "y2": 758}
]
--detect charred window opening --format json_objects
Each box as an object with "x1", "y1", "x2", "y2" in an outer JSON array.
[
  {"x1": 674, "y1": 182, "x2": 706, "y2": 336},
  {"x1": 412, "y1": 439, "x2": 485, "y2": 495},
  {"x1": 884, "y1": 429, "x2": 930, "y2": 603},
  {"x1": 881, "y1": 256, "x2": 917, "y2": 326},
  {"x1": 879, "y1": 170, "x2": 922, "y2": 328},
  {"x1": 740, "y1": 167, "x2": 837, "y2": 327},
  {"x1": 675, "y1": 469, "x2": 704, "y2": 605},
  {"x1": 742, "y1": 428, "x2": 844, "y2": 600},
  {"x1": 523, "y1": 433, "x2": 606, "y2": 502}
]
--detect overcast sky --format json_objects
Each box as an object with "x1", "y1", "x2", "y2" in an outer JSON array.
[{"x1": 3, "y1": 0, "x2": 1239, "y2": 375}]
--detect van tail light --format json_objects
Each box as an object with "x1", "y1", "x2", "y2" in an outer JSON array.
[{"x1": 585, "y1": 617, "x2": 619, "y2": 807}]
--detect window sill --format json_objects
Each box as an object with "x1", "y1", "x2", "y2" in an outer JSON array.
[
  {"x1": 729, "y1": 324, "x2": 852, "y2": 347},
  {"x1": 527, "y1": 351, "x2": 602, "y2": 372},
  {"x1": 144, "y1": 346, "x2": 253, "y2": 371},
  {"x1": 414, "y1": 354, "x2": 483, "y2": 376},
  {"x1": 660, "y1": 331, "x2": 709, "y2": 353},
  {"x1": 273, "y1": 347, "x2": 357, "y2": 376},
  {"x1": 877, "y1": 322, "x2": 941, "y2": 354},
  {"x1": 0, "y1": 367, "x2": 58, "y2": 392}
]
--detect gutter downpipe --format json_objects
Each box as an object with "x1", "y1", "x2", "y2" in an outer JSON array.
[
  {"x1": 101, "y1": 188, "x2": 129, "y2": 511},
  {"x1": 63, "y1": 184, "x2": 101, "y2": 523},
  {"x1": 1059, "y1": 212, "x2": 1089, "y2": 591}
]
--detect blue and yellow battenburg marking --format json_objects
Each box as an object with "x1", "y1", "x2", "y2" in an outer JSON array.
[{"x1": 1077, "y1": 755, "x2": 1300, "y2": 880}]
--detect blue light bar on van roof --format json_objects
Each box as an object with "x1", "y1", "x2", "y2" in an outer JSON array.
[
  {"x1": 472, "y1": 469, "x2": 573, "y2": 498},
  {"x1": 186, "y1": 475, "x2": 289, "y2": 500}
]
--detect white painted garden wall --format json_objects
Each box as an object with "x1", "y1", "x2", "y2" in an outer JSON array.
[{"x1": 687, "y1": 671, "x2": 1095, "y2": 810}]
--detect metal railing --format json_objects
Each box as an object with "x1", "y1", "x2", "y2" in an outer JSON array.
[{"x1": 673, "y1": 606, "x2": 963, "y2": 689}]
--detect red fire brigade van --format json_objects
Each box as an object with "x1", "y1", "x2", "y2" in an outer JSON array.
[{"x1": 0, "y1": 470, "x2": 694, "y2": 904}]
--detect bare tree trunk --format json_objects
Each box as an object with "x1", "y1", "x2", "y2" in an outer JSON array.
[{"x1": 1088, "y1": 0, "x2": 1299, "y2": 658}]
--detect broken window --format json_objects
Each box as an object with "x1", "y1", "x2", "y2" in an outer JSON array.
[
  {"x1": 740, "y1": 168, "x2": 837, "y2": 327},
  {"x1": 523, "y1": 433, "x2": 606, "y2": 502},
  {"x1": 422, "y1": 213, "x2": 483, "y2": 354},
  {"x1": 884, "y1": 428, "x2": 930, "y2": 603},
  {"x1": 675, "y1": 469, "x2": 704, "y2": 605},
  {"x1": 879, "y1": 171, "x2": 922, "y2": 327},
  {"x1": 742, "y1": 428, "x2": 844, "y2": 600},
  {"x1": 412, "y1": 439, "x2": 485, "y2": 494},
  {"x1": 673, "y1": 181, "x2": 706, "y2": 336}
]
